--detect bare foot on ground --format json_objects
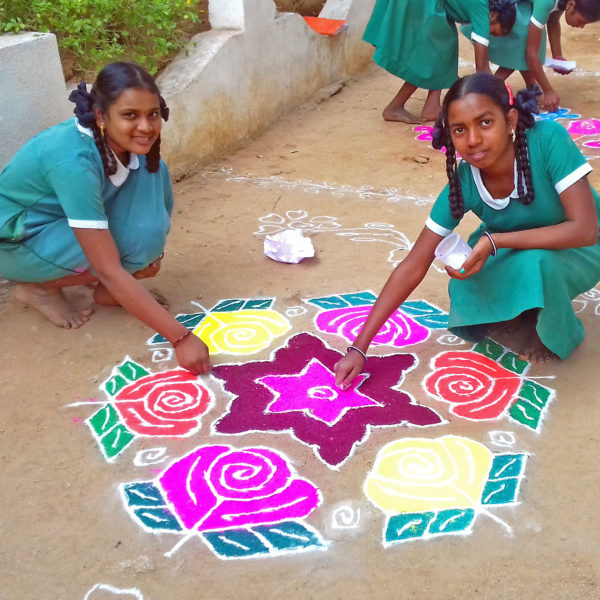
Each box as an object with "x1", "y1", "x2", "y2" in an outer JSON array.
[
  {"x1": 15, "y1": 283, "x2": 93, "y2": 328},
  {"x1": 382, "y1": 106, "x2": 421, "y2": 124},
  {"x1": 420, "y1": 110, "x2": 441, "y2": 123}
]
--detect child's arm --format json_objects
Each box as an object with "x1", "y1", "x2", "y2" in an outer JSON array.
[
  {"x1": 334, "y1": 227, "x2": 442, "y2": 388},
  {"x1": 473, "y1": 42, "x2": 492, "y2": 74},
  {"x1": 73, "y1": 227, "x2": 212, "y2": 375},
  {"x1": 451, "y1": 178, "x2": 598, "y2": 281},
  {"x1": 525, "y1": 22, "x2": 560, "y2": 110},
  {"x1": 546, "y1": 10, "x2": 573, "y2": 74}
]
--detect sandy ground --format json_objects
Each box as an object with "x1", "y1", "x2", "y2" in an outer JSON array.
[{"x1": 2, "y1": 27, "x2": 600, "y2": 600}]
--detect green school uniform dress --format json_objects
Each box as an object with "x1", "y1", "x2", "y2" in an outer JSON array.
[
  {"x1": 0, "y1": 118, "x2": 173, "y2": 283},
  {"x1": 426, "y1": 120, "x2": 600, "y2": 359},
  {"x1": 363, "y1": 0, "x2": 491, "y2": 90},
  {"x1": 465, "y1": 0, "x2": 557, "y2": 70}
]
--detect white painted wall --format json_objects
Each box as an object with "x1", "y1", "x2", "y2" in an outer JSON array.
[
  {"x1": 0, "y1": 0, "x2": 375, "y2": 175},
  {"x1": 0, "y1": 32, "x2": 72, "y2": 170}
]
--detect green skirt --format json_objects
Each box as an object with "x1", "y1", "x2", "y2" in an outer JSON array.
[
  {"x1": 364, "y1": 0, "x2": 459, "y2": 90},
  {"x1": 447, "y1": 226, "x2": 600, "y2": 359}
]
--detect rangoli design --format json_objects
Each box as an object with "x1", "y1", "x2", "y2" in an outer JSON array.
[
  {"x1": 147, "y1": 297, "x2": 291, "y2": 356},
  {"x1": 212, "y1": 332, "x2": 443, "y2": 468},
  {"x1": 121, "y1": 444, "x2": 326, "y2": 560},
  {"x1": 306, "y1": 291, "x2": 448, "y2": 348},
  {"x1": 365, "y1": 435, "x2": 527, "y2": 545},
  {"x1": 424, "y1": 339, "x2": 554, "y2": 431},
  {"x1": 85, "y1": 357, "x2": 214, "y2": 461}
]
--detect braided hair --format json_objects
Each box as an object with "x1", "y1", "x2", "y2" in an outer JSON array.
[
  {"x1": 432, "y1": 72, "x2": 540, "y2": 219},
  {"x1": 489, "y1": 0, "x2": 517, "y2": 34},
  {"x1": 69, "y1": 62, "x2": 170, "y2": 176}
]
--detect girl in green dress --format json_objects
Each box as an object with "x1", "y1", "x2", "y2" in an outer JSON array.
[
  {"x1": 363, "y1": 0, "x2": 517, "y2": 124},
  {"x1": 479, "y1": 0, "x2": 600, "y2": 111},
  {"x1": 0, "y1": 62, "x2": 211, "y2": 375},
  {"x1": 335, "y1": 72, "x2": 600, "y2": 387}
]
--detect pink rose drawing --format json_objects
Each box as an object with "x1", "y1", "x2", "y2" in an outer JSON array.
[
  {"x1": 113, "y1": 369, "x2": 213, "y2": 436},
  {"x1": 424, "y1": 351, "x2": 522, "y2": 420},
  {"x1": 567, "y1": 119, "x2": 600, "y2": 137},
  {"x1": 158, "y1": 445, "x2": 321, "y2": 532},
  {"x1": 315, "y1": 304, "x2": 430, "y2": 347}
]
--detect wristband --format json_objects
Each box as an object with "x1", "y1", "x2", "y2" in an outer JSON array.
[
  {"x1": 172, "y1": 330, "x2": 192, "y2": 348},
  {"x1": 482, "y1": 231, "x2": 497, "y2": 256},
  {"x1": 347, "y1": 345, "x2": 367, "y2": 362}
]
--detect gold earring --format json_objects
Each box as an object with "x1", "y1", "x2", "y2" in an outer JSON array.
[{"x1": 100, "y1": 123, "x2": 105, "y2": 137}]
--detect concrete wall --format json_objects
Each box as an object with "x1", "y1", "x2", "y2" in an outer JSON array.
[
  {"x1": 159, "y1": 0, "x2": 376, "y2": 179},
  {"x1": 0, "y1": 0, "x2": 375, "y2": 175},
  {"x1": 0, "y1": 32, "x2": 72, "y2": 169}
]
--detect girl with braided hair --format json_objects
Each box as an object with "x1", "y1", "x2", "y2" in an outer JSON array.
[
  {"x1": 0, "y1": 62, "x2": 211, "y2": 375},
  {"x1": 363, "y1": 0, "x2": 517, "y2": 123},
  {"x1": 335, "y1": 72, "x2": 600, "y2": 387},
  {"x1": 463, "y1": 0, "x2": 600, "y2": 111}
]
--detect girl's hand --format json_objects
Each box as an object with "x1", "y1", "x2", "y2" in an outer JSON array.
[
  {"x1": 174, "y1": 334, "x2": 212, "y2": 375},
  {"x1": 334, "y1": 350, "x2": 365, "y2": 390},
  {"x1": 541, "y1": 89, "x2": 560, "y2": 112},
  {"x1": 446, "y1": 236, "x2": 493, "y2": 280}
]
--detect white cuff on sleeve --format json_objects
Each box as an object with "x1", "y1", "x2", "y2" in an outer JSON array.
[
  {"x1": 68, "y1": 219, "x2": 109, "y2": 229},
  {"x1": 530, "y1": 16, "x2": 545, "y2": 29},
  {"x1": 555, "y1": 163, "x2": 593, "y2": 195},
  {"x1": 471, "y1": 33, "x2": 489, "y2": 47},
  {"x1": 425, "y1": 217, "x2": 454, "y2": 237}
]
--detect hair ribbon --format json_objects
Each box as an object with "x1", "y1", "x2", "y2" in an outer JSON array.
[{"x1": 505, "y1": 82, "x2": 514, "y2": 106}]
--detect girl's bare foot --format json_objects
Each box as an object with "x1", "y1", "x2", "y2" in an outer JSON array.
[
  {"x1": 382, "y1": 106, "x2": 422, "y2": 124},
  {"x1": 93, "y1": 282, "x2": 120, "y2": 306},
  {"x1": 518, "y1": 337, "x2": 559, "y2": 363},
  {"x1": 15, "y1": 283, "x2": 93, "y2": 328},
  {"x1": 420, "y1": 109, "x2": 441, "y2": 123}
]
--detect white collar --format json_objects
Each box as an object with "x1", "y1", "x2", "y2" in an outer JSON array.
[
  {"x1": 75, "y1": 118, "x2": 140, "y2": 187},
  {"x1": 470, "y1": 160, "x2": 524, "y2": 210}
]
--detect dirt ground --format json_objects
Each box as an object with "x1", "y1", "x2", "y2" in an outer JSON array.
[{"x1": 2, "y1": 25, "x2": 600, "y2": 600}]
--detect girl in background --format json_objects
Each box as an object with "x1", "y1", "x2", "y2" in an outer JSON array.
[{"x1": 363, "y1": 0, "x2": 517, "y2": 123}]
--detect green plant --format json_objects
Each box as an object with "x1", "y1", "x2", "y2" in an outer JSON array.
[{"x1": 0, "y1": 0, "x2": 204, "y2": 77}]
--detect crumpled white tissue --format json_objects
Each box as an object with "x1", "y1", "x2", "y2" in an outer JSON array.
[{"x1": 264, "y1": 229, "x2": 315, "y2": 264}]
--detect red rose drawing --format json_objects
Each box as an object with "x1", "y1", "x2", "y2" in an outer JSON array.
[
  {"x1": 113, "y1": 369, "x2": 213, "y2": 436},
  {"x1": 424, "y1": 351, "x2": 522, "y2": 420}
]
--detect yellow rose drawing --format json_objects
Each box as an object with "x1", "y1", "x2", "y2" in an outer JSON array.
[
  {"x1": 193, "y1": 310, "x2": 290, "y2": 355},
  {"x1": 364, "y1": 436, "x2": 492, "y2": 513}
]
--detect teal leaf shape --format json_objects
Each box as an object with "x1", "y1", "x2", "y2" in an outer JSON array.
[
  {"x1": 307, "y1": 295, "x2": 352, "y2": 310},
  {"x1": 243, "y1": 298, "x2": 274, "y2": 310},
  {"x1": 132, "y1": 507, "x2": 182, "y2": 532},
  {"x1": 203, "y1": 528, "x2": 270, "y2": 559},
  {"x1": 427, "y1": 509, "x2": 476, "y2": 536},
  {"x1": 341, "y1": 291, "x2": 377, "y2": 306},
  {"x1": 149, "y1": 313, "x2": 205, "y2": 344},
  {"x1": 481, "y1": 478, "x2": 520, "y2": 505},
  {"x1": 211, "y1": 299, "x2": 246, "y2": 312},
  {"x1": 123, "y1": 482, "x2": 166, "y2": 507},
  {"x1": 385, "y1": 512, "x2": 435, "y2": 543},
  {"x1": 252, "y1": 520, "x2": 325, "y2": 552},
  {"x1": 400, "y1": 300, "x2": 449, "y2": 329},
  {"x1": 487, "y1": 453, "x2": 526, "y2": 480}
]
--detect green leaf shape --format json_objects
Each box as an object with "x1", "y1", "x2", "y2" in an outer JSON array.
[
  {"x1": 203, "y1": 528, "x2": 270, "y2": 559},
  {"x1": 473, "y1": 338, "x2": 504, "y2": 360},
  {"x1": 99, "y1": 424, "x2": 135, "y2": 459},
  {"x1": 132, "y1": 507, "x2": 182, "y2": 532},
  {"x1": 243, "y1": 299, "x2": 274, "y2": 310},
  {"x1": 104, "y1": 374, "x2": 129, "y2": 397},
  {"x1": 427, "y1": 509, "x2": 476, "y2": 535},
  {"x1": 252, "y1": 520, "x2": 325, "y2": 552},
  {"x1": 509, "y1": 380, "x2": 552, "y2": 430},
  {"x1": 499, "y1": 352, "x2": 528, "y2": 374},
  {"x1": 119, "y1": 360, "x2": 150, "y2": 382},
  {"x1": 386, "y1": 512, "x2": 435, "y2": 543},
  {"x1": 88, "y1": 404, "x2": 119, "y2": 437},
  {"x1": 123, "y1": 482, "x2": 166, "y2": 507}
]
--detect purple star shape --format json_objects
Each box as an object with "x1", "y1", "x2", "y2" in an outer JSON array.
[
  {"x1": 212, "y1": 333, "x2": 443, "y2": 468},
  {"x1": 260, "y1": 358, "x2": 378, "y2": 426}
]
